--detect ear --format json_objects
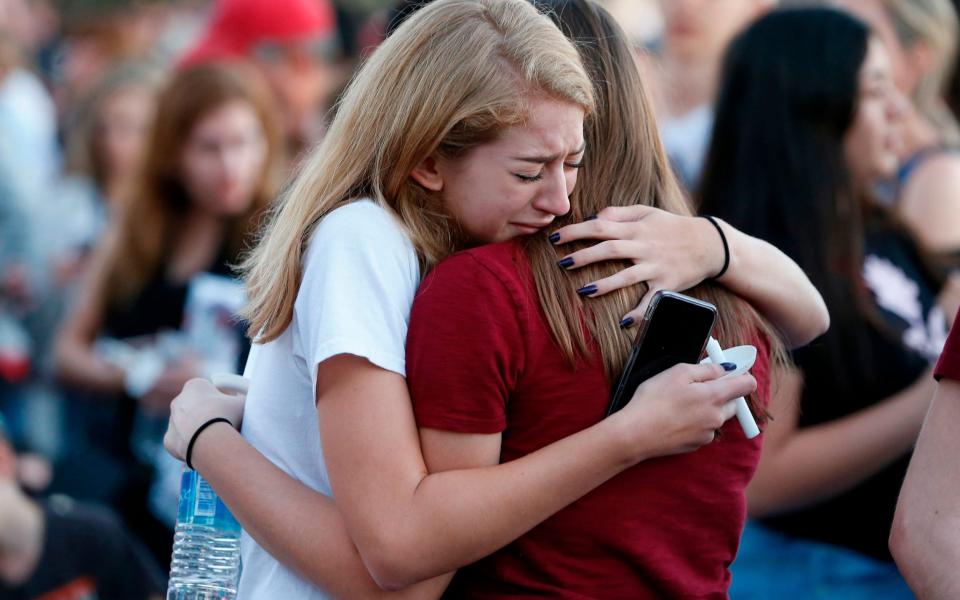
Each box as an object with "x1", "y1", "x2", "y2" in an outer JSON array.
[{"x1": 409, "y1": 154, "x2": 445, "y2": 192}]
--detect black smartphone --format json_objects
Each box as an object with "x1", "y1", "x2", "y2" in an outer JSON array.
[{"x1": 606, "y1": 291, "x2": 718, "y2": 416}]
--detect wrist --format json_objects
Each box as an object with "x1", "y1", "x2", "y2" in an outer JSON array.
[
  {"x1": 602, "y1": 410, "x2": 654, "y2": 467},
  {"x1": 696, "y1": 216, "x2": 726, "y2": 280},
  {"x1": 186, "y1": 417, "x2": 234, "y2": 470}
]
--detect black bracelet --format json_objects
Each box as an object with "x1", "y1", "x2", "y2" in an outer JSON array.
[
  {"x1": 186, "y1": 417, "x2": 233, "y2": 470},
  {"x1": 701, "y1": 215, "x2": 730, "y2": 280}
]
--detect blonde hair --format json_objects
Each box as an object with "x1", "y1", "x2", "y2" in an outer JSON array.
[
  {"x1": 529, "y1": 0, "x2": 785, "y2": 419},
  {"x1": 243, "y1": 0, "x2": 593, "y2": 342},
  {"x1": 881, "y1": 0, "x2": 960, "y2": 140}
]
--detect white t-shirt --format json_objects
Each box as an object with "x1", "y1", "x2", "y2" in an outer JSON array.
[{"x1": 238, "y1": 199, "x2": 420, "y2": 599}]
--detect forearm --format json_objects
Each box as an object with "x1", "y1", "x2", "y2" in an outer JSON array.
[
  {"x1": 338, "y1": 417, "x2": 636, "y2": 588},
  {"x1": 717, "y1": 220, "x2": 829, "y2": 348},
  {"x1": 748, "y1": 379, "x2": 928, "y2": 517},
  {"x1": 890, "y1": 381, "x2": 960, "y2": 599},
  {"x1": 53, "y1": 338, "x2": 125, "y2": 395},
  {"x1": 190, "y1": 425, "x2": 451, "y2": 598}
]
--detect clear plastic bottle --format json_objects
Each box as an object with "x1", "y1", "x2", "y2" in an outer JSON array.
[{"x1": 167, "y1": 374, "x2": 247, "y2": 600}]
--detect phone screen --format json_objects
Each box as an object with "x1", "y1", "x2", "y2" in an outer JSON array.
[{"x1": 607, "y1": 292, "x2": 717, "y2": 416}]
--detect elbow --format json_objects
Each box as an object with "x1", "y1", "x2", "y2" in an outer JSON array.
[
  {"x1": 787, "y1": 298, "x2": 830, "y2": 349},
  {"x1": 889, "y1": 502, "x2": 921, "y2": 578},
  {"x1": 358, "y1": 532, "x2": 428, "y2": 591}
]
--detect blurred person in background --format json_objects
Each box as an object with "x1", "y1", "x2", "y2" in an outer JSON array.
[
  {"x1": 837, "y1": 0, "x2": 960, "y2": 259},
  {"x1": 641, "y1": 0, "x2": 774, "y2": 191},
  {"x1": 0, "y1": 2, "x2": 62, "y2": 460},
  {"x1": 52, "y1": 61, "x2": 282, "y2": 568},
  {"x1": 59, "y1": 61, "x2": 163, "y2": 249},
  {"x1": 697, "y1": 7, "x2": 949, "y2": 597},
  {"x1": 181, "y1": 0, "x2": 340, "y2": 157},
  {"x1": 0, "y1": 412, "x2": 166, "y2": 599},
  {"x1": 890, "y1": 308, "x2": 960, "y2": 598}
]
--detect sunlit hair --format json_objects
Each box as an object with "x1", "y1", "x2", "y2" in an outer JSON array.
[
  {"x1": 242, "y1": 0, "x2": 594, "y2": 342},
  {"x1": 531, "y1": 0, "x2": 784, "y2": 419},
  {"x1": 102, "y1": 61, "x2": 283, "y2": 308},
  {"x1": 64, "y1": 61, "x2": 164, "y2": 191},
  {"x1": 881, "y1": 0, "x2": 960, "y2": 140}
]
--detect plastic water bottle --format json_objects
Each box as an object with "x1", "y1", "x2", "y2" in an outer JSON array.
[{"x1": 167, "y1": 374, "x2": 248, "y2": 600}]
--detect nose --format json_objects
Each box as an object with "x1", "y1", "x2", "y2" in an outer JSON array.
[{"x1": 533, "y1": 164, "x2": 573, "y2": 217}]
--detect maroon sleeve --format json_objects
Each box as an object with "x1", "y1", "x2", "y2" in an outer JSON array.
[
  {"x1": 934, "y1": 310, "x2": 960, "y2": 381},
  {"x1": 406, "y1": 251, "x2": 525, "y2": 434}
]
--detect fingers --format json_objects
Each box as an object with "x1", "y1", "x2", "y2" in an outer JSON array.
[
  {"x1": 704, "y1": 374, "x2": 758, "y2": 406},
  {"x1": 559, "y1": 239, "x2": 647, "y2": 269},
  {"x1": 596, "y1": 204, "x2": 657, "y2": 222},
  {"x1": 575, "y1": 264, "x2": 658, "y2": 299},
  {"x1": 683, "y1": 362, "x2": 735, "y2": 383},
  {"x1": 626, "y1": 287, "x2": 664, "y2": 325},
  {"x1": 550, "y1": 219, "x2": 631, "y2": 245},
  {"x1": 720, "y1": 400, "x2": 738, "y2": 422}
]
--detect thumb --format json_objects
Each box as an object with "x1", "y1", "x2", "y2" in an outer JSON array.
[
  {"x1": 597, "y1": 204, "x2": 656, "y2": 222},
  {"x1": 687, "y1": 362, "x2": 734, "y2": 383}
]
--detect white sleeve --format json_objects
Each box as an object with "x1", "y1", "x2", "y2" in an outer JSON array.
[{"x1": 292, "y1": 201, "x2": 420, "y2": 392}]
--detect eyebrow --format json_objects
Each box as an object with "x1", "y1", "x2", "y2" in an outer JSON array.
[{"x1": 511, "y1": 141, "x2": 587, "y2": 164}]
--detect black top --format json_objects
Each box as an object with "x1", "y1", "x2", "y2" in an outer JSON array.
[
  {"x1": 104, "y1": 246, "x2": 237, "y2": 341},
  {"x1": 762, "y1": 223, "x2": 946, "y2": 560},
  {"x1": 0, "y1": 497, "x2": 166, "y2": 599}
]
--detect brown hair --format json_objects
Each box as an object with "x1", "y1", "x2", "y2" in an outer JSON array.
[
  {"x1": 531, "y1": 0, "x2": 786, "y2": 418},
  {"x1": 64, "y1": 61, "x2": 164, "y2": 189},
  {"x1": 241, "y1": 0, "x2": 593, "y2": 342},
  {"x1": 102, "y1": 61, "x2": 284, "y2": 309}
]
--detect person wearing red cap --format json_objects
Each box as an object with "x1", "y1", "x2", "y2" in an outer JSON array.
[
  {"x1": 890, "y1": 308, "x2": 960, "y2": 598},
  {"x1": 181, "y1": 0, "x2": 339, "y2": 155}
]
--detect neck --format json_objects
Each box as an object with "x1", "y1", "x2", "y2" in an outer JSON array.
[
  {"x1": 901, "y1": 109, "x2": 941, "y2": 156},
  {"x1": 0, "y1": 484, "x2": 43, "y2": 586},
  {"x1": 660, "y1": 53, "x2": 718, "y2": 118},
  {"x1": 168, "y1": 206, "x2": 229, "y2": 282}
]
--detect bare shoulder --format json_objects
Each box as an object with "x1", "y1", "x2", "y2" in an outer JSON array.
[{"x1": 898, "y1": 154, "x2": 960, "y2": 250}]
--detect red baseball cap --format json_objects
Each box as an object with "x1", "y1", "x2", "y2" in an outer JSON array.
[{"x1": 180, "y1": 0, "x2": 336, "y2": 67}]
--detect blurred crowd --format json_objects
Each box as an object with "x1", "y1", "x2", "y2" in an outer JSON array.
[{"x1": 0, "y1": 0, "x2": 958, "y2": 597}]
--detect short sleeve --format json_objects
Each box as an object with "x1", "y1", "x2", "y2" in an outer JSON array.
[
  {"x1": 293, "y1": 201, "x2": 420, "y2": 391},
  {"x1": 934, "y1": 311, "x2": 960, "y2": 381},
  {"x1": 407, "y1": 251, "x2": 526, "y2": 434}
]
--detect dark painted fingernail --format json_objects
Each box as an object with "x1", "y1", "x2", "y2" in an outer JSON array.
[
  {"x1": 577, "y1": 284, "x2": 598, "y2": 297},
  {"x1": 721, "y1": 362, "x2": 737, "y2": 372},
  {"x1": 619, "y1": 316, "x2": 634, "y2": 329},
  {"x1": 557, "y1": 257, "x2": 574, "y2": 269},
  {"x1": 548, "y1": 232, "x2": 561, "y2": 243},
  {"x1": 585, "y1": 214, "x2": 598, "y2": 221}
]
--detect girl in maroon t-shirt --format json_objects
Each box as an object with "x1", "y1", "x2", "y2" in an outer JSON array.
[{"x1": 407, "y1": 1, "x2": 789, "y2": 597}]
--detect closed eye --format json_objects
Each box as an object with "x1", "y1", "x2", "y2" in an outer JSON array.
[{"x1": 514, "y1": 171, "x2": 545, "y2": 182}]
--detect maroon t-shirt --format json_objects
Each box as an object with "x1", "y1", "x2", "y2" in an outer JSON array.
[
  {"x1": 934, "y1": 309, "x2": 960, "y2": 381},
  {"x1": 407, "y1": 241, "x2": 770, "y2": 599}
]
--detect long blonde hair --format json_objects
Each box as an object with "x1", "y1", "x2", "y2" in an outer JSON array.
[
  {"x1": 530, "y1": 0, "x2": 785, "y2": 418},
  {"x1": 242, "y1": 0, "x2": 593, "y2": 342},
  {"x1": 881, "y1": 0, "x2": 960, "y2": 140}
]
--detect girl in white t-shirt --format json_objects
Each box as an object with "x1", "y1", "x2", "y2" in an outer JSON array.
[{"x1": 163, "y1": 0, "x2": 827, "y2": 597}]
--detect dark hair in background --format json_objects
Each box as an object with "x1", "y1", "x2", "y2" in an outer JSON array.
[
  {"x1": 529, "y1": 0, "x2": 785, "y2": 400},
  {"x1": 697, "y1": 7, "x2": 877, "y2": 388}
]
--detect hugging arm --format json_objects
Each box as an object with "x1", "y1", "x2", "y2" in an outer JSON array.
[{"x1": 551, "y1": 206, "x2": 829, "y2": 347}]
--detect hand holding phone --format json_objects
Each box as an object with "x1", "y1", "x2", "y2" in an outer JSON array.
[{"x1": 608, "y1": 291, "x2": 717, "y2": 416}]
